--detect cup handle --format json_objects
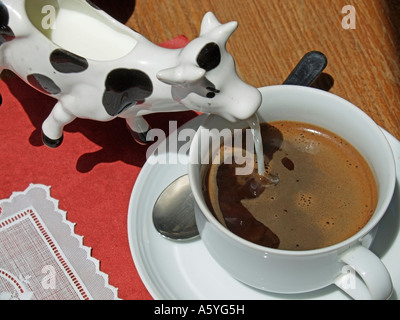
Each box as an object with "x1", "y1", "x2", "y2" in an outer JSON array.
[{"x1": 334, "y1": 244, "x2": 393, "y2": 300}]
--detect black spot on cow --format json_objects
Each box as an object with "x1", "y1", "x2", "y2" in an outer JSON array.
[
  {"x1": 50, "y1": 49, "x2": 89, "y2": 73},
  {"x1": 27, "y1": 74, "x2": 61, "y2": 95},
  {"x1": 103, "y1": 69, "x2": 153, "y2": 116},
  {"x1": 0, "y1": 1, "x2": 15, "y2": 45},
  {"x1": 197, "y1": 42, "x2": 221, "y2": 72}
]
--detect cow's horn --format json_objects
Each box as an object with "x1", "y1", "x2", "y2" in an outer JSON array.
[
  {"x1": 200, "y1": 12, "x2": 238, "y2": 45},
  {"x1": 200, "y1": 12, "x2": 222, "y2": 36},
  {"x1": 212, "y1": 21, "x2": 238, "y2": 45}
]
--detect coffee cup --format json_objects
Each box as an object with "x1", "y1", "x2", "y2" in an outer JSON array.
[{"x1": 188, "y1": 85, "x2": 396, "y2": 299}]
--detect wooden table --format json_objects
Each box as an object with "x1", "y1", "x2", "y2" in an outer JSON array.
[
  {"x1": 122, "y1": 0, "x2": 400, "y2": 140},
  {"x1": 89, "y1": 0, "x2": 400, "y2": 299}
]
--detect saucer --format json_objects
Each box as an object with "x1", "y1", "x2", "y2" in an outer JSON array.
[{"x1": 127, "y1": 115, "x2": 400, "y2": 300}]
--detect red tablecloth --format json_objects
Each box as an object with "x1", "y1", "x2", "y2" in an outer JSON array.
[{"x1": 0, "y1": 36, "x2": 197, "y2": 300}]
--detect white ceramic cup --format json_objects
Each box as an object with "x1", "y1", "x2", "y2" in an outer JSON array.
[{"x1": 189, "y1": 85, "x2": 396, "y2": 300}]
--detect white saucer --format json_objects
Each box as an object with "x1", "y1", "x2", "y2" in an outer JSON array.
[{"x1": 127, "y1": 115, "x2": 400, "y2": 300}]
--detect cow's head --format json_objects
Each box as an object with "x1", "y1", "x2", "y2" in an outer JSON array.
[{"x1": 157, "y1": 12, "x2": 262, "y2": 122}]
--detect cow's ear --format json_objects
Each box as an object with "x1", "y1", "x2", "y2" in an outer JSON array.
[{"x1": 157, "y1": 65, "x2": 206, "y2": 86}]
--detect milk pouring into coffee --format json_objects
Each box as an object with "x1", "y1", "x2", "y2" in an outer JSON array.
[{"x1": 247, "y1": 114, "x2": 279, "y2": 183}]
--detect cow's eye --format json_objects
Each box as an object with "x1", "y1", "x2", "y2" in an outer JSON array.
[{"x1": 197, "y1": 43, "x2": 221, "y2": 72}]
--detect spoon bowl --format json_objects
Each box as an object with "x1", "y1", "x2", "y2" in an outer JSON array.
[{"x1": 153, "y1": 175, "x2": 198, "y2": 240}]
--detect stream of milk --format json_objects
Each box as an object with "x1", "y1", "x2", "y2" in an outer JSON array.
[
  {"x1": 247, "y1": 114, "x2": 280, "y2": 184},
  {"x1": 247, "y1": 114, "x2": 265, "y2": 177}
]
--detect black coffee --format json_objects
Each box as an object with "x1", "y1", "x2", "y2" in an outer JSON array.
[{"x1": 203, "y1": 121, "x2": 378, "y2": 251}]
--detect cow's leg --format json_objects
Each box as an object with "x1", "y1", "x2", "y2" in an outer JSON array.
[
  {"x1": 42, "y1": 101, "x2": 76, "y2": 148},
  {"x1": 126, "y1": 116, "x2": 151, "y2": 145}
]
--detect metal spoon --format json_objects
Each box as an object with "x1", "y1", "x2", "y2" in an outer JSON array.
[
  {"x1": 153, "y1": 51, "x2": 328, "y2": 241},
  {"x1": 153, "y1": 175, "x2": 198, "y2": 240}
]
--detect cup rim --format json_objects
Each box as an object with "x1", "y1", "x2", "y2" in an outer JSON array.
[{"x1": 189, "y1": 85, "x2": 397, "y2": 257}]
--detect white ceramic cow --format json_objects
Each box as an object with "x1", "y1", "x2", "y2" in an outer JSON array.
[{"x1": 0, "y1": 0, "x2": 261, "y2": 148}]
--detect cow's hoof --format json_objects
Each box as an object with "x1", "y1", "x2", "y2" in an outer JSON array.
[
  {"x1": 131, "y1": 130, "x2": 150, "y2": 145},
  {"x1": 126, "y1": 124, "x2": 150, "y2": 145},
  {"x1": 42, "y1": 133, "x2": 64, "y2": 148}
]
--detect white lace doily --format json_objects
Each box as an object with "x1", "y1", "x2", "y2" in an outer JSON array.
[{"x1": 0, "y1": 184, "x2": 119, "y2": 300}]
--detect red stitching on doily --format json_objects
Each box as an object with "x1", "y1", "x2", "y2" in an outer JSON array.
[
  {"x1": 0, "y1": 269, "x2": 24, "y2": 293},
  {"x1": 27, "y1": 209, "x2": 90, "y2": 300},
  {"x1": 0, "y1": 211, "x2": 28, "y2": 228},
  {"x1": 0, "y1": 209, "x2": 90, "y2": 300}
]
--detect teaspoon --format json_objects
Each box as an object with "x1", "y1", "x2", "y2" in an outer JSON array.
[{"x1": 153, "y1": 174, "x2": 198, "y2": 240}]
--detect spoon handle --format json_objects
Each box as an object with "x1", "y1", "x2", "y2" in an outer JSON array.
[{"x1": 283, "y1": 51, "x2": 328, "y2": 87}]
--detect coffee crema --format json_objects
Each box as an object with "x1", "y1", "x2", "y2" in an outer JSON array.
[{"x1": 203, "y1": 121, "x2": 378, "y2": 251}]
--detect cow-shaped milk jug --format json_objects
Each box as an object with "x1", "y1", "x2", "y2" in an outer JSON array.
[{"x1": 0, "y1": 0, "x2": 261, "y2": 147}]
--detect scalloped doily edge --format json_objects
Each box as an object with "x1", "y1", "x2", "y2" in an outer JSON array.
[{"x1": 0, "y1": 183, "x2": 120, "y2": 300}]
